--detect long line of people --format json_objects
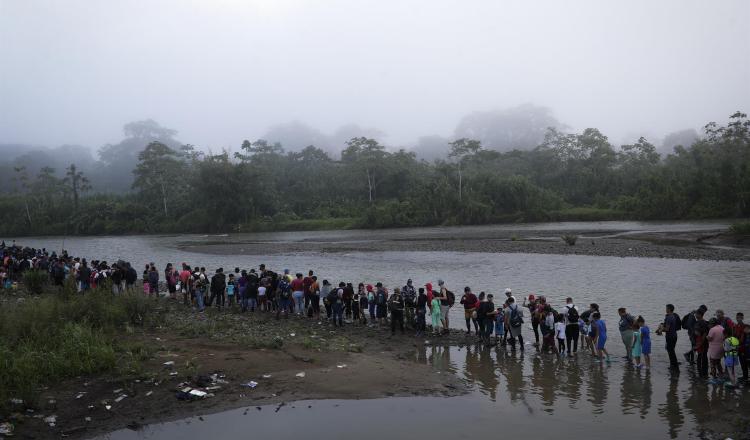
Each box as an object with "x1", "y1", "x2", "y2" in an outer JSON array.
[{"x1": 2, "y1": 242, "x2": 748, "y2": 389}]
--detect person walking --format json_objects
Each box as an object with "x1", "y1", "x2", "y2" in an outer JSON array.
[
  {"x1": 389, "y1": 287, "x2": 405, "y2": 335},
  {"x1": 658, "y1": 304, "x2": 681, "y2": 371},
  {"x1": 505, "y1": 297, "x2": 524, "y2": 351},
  {"x1": 618, "y1": 308, "x2": 635, "y2": 361},
  {"x1": 460, "y1": 286, "x2": 479, "y2": 335},
  {"x1": 563, "y1": 297, "x2": 580, "y2": 357}
]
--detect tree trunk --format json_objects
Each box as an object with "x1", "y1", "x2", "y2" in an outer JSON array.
[
  {"x1": 458, "y1": 162, "x2": 463, "y2": 202},
  {"x1": 161, "y1": 181, "x2": 168, "y2": 217},
  {"x1": 366, "y1": 168, "x2": 373, "y2": 204},
  {"x1": 24, "y1": 198, "x2": 32, "y2": 227}
]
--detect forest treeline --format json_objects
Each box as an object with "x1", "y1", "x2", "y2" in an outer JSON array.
[{"x1": 0, "y1": 111, "x2": 748, "y2": 236}]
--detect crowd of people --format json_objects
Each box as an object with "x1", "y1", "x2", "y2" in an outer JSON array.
[{"x1": 2, "y1": 241, "x2": 748, "y2": 388}]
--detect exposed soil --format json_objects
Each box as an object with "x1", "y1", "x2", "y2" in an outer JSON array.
[
  {"x1": 4, "y1": 307, "x2": 468, "y2": 440},
  {"x1": 181, "y1": 228, "x2": 750, "y2": 261}
]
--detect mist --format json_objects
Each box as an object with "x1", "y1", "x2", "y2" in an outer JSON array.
[{"x1": 1, "y1": 0, "x2": 748, "y2": 156}]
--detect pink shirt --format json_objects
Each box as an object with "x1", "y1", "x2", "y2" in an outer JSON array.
[{"x1": 708, "y1": 325, "x2": 725, "y2": 360}]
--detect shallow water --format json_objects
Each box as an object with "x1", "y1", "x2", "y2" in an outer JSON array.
[
  {"x1": 7, "y1": 221, "x2": 750, "y2": 438},
  {"x1": 95, "y1": 344, "x2": 748, "y2": 440}
]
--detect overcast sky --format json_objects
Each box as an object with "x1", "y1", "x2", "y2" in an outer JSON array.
[{"x1": 1, "y1": 0, "x2": 748, "y2": 151}]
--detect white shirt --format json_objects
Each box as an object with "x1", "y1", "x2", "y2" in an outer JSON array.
[
  {"x1": 555, "y1": 322, "x2": 566, "y2": 340},
  {"x1": 258, "y1": 286, "x2": 266, "y2": 296}
]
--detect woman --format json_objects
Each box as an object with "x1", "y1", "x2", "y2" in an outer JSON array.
[
  {"x1": 430, "y1": 291, "x2": 443, "y2": 336},
  {"x1": 707, "y1": 318, "x2": 725, "y2": 382},
  {"x1": 525, "y1": 294, "x2": 540, "y2": 346},
  {"x1": 638, "y1": 316, "x2": 652, "y2": 368},
  {"x1": 631, "y1": 319, "x2": 643, "y2": 368}
]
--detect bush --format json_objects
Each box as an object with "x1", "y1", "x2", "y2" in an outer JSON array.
[
  {"x1": 21, "y1": 270, "x2": 49, "y2": 295},
  {"x1": 562, "y1": 234, "x2": 578, "y2": 246},
  {"x1": 0, "y1": 288, "x2": 163, "y2": 411},
  {"x1": 729, "y1": 221, "x2": 750, "y2": 235}
]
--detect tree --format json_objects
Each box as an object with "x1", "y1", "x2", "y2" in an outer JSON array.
[
  {"x1": 132, "y1": 141, "x2": 185, "y2": 217},
  {"x1": 63, "y1": 164, "x2": 91, "y2": 212},
  {"x1": 12, "y1": 166, "x2": 32, "y2": 226},
  {"x1": 448, "y1": 138, "x2": 482, "y2": 202},
  {"x1": 341, "y1": 137, "x2": 388, "y2": 204},
  {"x1": 454, "y1": 104, "x2": 563, "y2": 151}
]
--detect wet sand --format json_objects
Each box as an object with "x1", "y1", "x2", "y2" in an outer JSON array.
[
  {"x1": 11, "y1": 302, "x2": 750, "y2": 440},
  {"x1": 180, "y1": 228, "x2": 750, "y2": 261}
]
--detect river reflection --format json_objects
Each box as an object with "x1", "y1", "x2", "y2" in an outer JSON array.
[{"x1": 414, "y1": 343, "x2": 748, "y2": 439}]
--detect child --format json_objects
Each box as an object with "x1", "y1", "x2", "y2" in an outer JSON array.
[
  {"x1": 592, "y1": 312, "x2": 610, "y2": 363},
  {"x1": 430, "y1": 294, "x2": 442, "y2": 336},
  {"x1": 631, "y1": 319, "x2": 643, "y2": 368},
  {"x1": 555, "y1": 314, "x2": 566, "y2": 356},
  {"x1": 142, "y1": 264, "x2": 150, "y2": 295},
  {"x1": 226, "y1": 274, "x2": 236, "y2": 307},
  {"x1": 724, "y1": 329, "x2": 740, "y2": 388},
  {"x1": 541, "y1": 306, "x2": 555, "y2": 352},
  {"x1": 494, "y1": 304, "x2": 505, "y2": 345},
  {"x1": 638, "y1": 316, "x2": 651, "y2": 369}
]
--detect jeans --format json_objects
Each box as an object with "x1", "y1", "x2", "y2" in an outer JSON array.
[
  {"x1": 332, "y1": 303, "x2": 343, "y2": 326},
  {"x1": 697, "y1": 349, "x2": 709, "y2": 377},
  {"x1": 621, "y1": 330, "x2": 634, "y2": 360},
  {"x1": 565, "y1": 324, "x2": 580, "y2": 354},
  {"x1": 293, "y1": 291, "x2": 304, "y2": 314},
  {"x1": 416, "y1": 308, "x2": 426, "y2": 333},
  {"x1": 666, "y1": 334, "x2": 679, "y2": 368},
  {"x1": 368, "y1": 303, "x2": 376, "y2": 320},
  {"x1": 196, "y1": 288, "x2": 205, "y2": 312}
]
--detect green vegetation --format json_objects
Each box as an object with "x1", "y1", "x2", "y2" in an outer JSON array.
[
  {"x1": 729, "y1": 221, "x2": 750, "y2": 235},
  {"x1": 0, "y1": 111, "x2": 748, "y2": 236},
  {"x1": 0, "y1": 285, "x2": 164, "y2": 411},
  {"x1": 562, "y1": 234, "x2": 579, "y2": 246}
]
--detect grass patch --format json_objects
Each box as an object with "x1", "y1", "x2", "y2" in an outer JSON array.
[
  {"x1": 0, "y1": 286, "x2": 164, "y2": 412},
  {"x1": 243, "y1": 217, "x2": 357, "y2": 232},
  {"x1": 547, "y1": 207, "x2": 627, "y2": 222},
  {"x1": 21, "y1": 270, "x2": 48, "y2": 295},
  {"x1": 729, "y1": 221, "x2": 750, "y2": 235}
]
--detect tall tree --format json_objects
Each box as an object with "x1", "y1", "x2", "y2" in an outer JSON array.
[
  {"x1": 449, "y1": 138, "x2": 482, "y2": 202},
  {"x1": 63, "y1": 164, "x2": 91, "y2": 212},
  {"x1": 341, "y1": 137, "x2": 388, "y2": 204},
  {"x1": 12, "y1": 166, "x2": 32, "y2": 227},
  {"x1": 132, "y1": 141, "x2": 185, "y2": 217}
]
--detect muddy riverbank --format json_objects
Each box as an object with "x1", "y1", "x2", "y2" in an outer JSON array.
[{"x1": 180, "y1": 226, "x2": 750, "y2": 261}]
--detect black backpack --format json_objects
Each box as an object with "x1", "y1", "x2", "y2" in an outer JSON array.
[
  {"x1": 510, "y1": 307, "x2": 524, "y2": 327},
  {"x1": 567, "y1": 306, "x2": 579, "y2": 323},
  {"x1": 672, "y1": 313, "x2": 682, "y2": 331},
  {"x1": 445, "y1": 290, "x2": 455, "y2": 306},
  {"x1": 681, "y1": 313, "x2": 692, "y2": 330}
]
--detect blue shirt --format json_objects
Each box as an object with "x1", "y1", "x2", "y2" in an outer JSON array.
[
  {"x1": 596, "y1": 320, "x2": 607, "y2": 339},
  {"x1": 663, "y1": 313, "x2": 679, "y2": 338}
]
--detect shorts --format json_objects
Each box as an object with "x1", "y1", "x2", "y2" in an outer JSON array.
[
  {"x1": 725, "y1": 355, "x2": 738, "y2": 368},
  {"x1": 495, "y1": 322, "x2": 504, "y2": 336},
  {"x1": 440, "y1": 305, "x2": 450, "y2": 319},
  {"x1": 464, "y1": 309, "x2": 474, "y2": 320},
  {"x1": 596, "y1": 337, "x2": 607, "y2": 350}
]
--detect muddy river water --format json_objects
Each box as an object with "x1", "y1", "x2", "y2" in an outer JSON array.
[{"x1": 8, "y1": 221, "x2": 750, "y2": 439}]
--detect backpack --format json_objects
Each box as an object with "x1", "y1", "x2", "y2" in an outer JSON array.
[
  {"x1": 510, "y1": 307, "x2": 523, "y2": 328},
  {"x1": 445, "y1": 290, "x2": 455, "y2": 306},
  {"x1": 681, "y1": 313, "x2": 692, "y2": 330},
  {"x1": 672, "y1": 313, "x2": 682, "y2": 331},
  {"x1": 376, "y1": 291, "x2": 386, "y2": 306},
  {"x1": 566, "y1": 306, "x2": 579, "y2": 323}
]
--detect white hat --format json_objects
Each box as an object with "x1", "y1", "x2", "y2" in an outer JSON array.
[{"x1": 505, "y1": 288, "x2": 512, "y2": 294}]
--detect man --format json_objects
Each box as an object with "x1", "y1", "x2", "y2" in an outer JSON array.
[
  {"x1": 415, "y1": 287, "x2": 428, "y2": 337},
  {"x1": 682, "y1": 305, "x2": 707, "y2": 363},
  {"x1": 734, "y1": 312, "x2": 748, "y2": 382},
  {"x1": 438, "y1": 280, "x2": 453, "y2": 334},
  {"x1": 209, "y1": 268, "x2": 227, "y2": 309},
  {"x1": 694, "y1": 309, "x2": 709, "y2": 378},
  {"x1": 77, "y1": 260, "x2": 91, "y2": 292},
  {"x1": 460, "y1": 286, "x2": 479, "y2": 335},
  {"x1": 660, "y1": 304, "x2": 681, "y2": 370},
  {"x1": 389, "y1": 287, "x2": 405, "y2": 335},
  {"x1": 402, "y1": 279, "x2": 417, "y2": 330},
  {"x1": 303, "y1": 270, "x2": 314, "y2": 311},
  {"x1": 563, "y1": 297, "x2": 580, "y2": 356},
  {"x1": 504, "y1": 296, "x2": 524, "y2": 350},
  {"x1": 375, "y1": 282, "x2": 388, "y2": 326},
  {"x1": 716, "y1": 310, "x2": 734, "y2": 333},
  {"x1": 618, "y1": 308, "x2": 635, "y2": 361}
]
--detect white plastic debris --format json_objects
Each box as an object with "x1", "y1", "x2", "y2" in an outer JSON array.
[
  {"x1": 85, "y1": 417, "x2": 92, "y2": 422},
  {"x1": 105, "y1": 405, "x2": 112, "y2": 410},
  {"x1": 242, "y1": 381, "x2": 258, "y2": 388},
  {"x1": 188, "y1": 390, "x2": 207, "y2": 398},
  {"x1": 262, "y1": 374, "x2": 272, "y2": 379},
  {"x1": 113, "y1": 389, "x2": 123, "y2": 394},
  {"x1": 295, "y1": 372, "x2": 306, "y2": 378},
  {"x1": 336, "y1": 364, "x2": 348, "y2": 369},
  {"x1": 9, "y1": 398, "x2": 23, "y2": 405},
  {"x1": 170, "y1": 372, "x2": 179, "y2": 376},
  {"x1": 76, "y1": 393, "x2": 86, "y2": 399},
  {"x1": 115, "y1": 394, "x2": 127, "y2": 403},
  {"x1": 163, "y1": 361, "x2": 175, "y2": 366},
  {"x1": 289, "y1": 333, "x2": 296, "y2": 337},
  {"x1": 145, "y1": 391, "x2": 153, "y2": 397},
  {"x1": 44, "y1": 415, "x2": 57, "y2": 426},
  {"x1": 0, "y1": 422, "x2": 14, "y2": 435}
]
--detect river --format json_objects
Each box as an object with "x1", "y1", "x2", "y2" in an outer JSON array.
[{"x1": 6, "y1": 221, "x2": 750, "y2": 439}]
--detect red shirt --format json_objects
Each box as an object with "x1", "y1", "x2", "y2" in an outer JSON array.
[{"x1": 291, "y1": 278, "x2": 304, "y2": 292}]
